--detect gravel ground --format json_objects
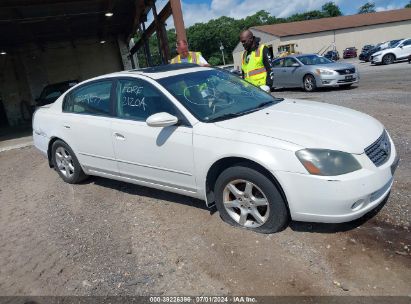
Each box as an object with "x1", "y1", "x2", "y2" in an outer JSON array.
[{"x1": 0, "y1": 59, "x2": 410, "y2": 296}]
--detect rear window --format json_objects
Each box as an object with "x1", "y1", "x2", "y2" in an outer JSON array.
[{"x1": 63, "y1": 81, "x2": 112, "y2": 116}]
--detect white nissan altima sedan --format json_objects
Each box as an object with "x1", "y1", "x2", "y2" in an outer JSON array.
[{"x1": 33, "y1": 64, "x2": 399, "y2": 233}]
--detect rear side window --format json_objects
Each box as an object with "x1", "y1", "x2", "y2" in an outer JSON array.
[{"x1": 64, "y1": 81, "x2": 112, "y2": 116}]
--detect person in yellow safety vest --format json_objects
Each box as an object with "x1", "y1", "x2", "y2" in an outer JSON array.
[
  {"x1": 170, "y1": 39, "x2": 210, "y2": 67},
  {"x1": 240, "y1": 30, "x2": 274, "y2": 92}
]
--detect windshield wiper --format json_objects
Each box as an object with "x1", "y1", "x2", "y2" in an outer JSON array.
[
  {"x1": 207, "y1": 98, "x2": 284, "y2": 123},
  {"x1": 207, "y1": 113, "x2": 241, "y2": 122},
  {"x1": 243, "y1": 98, "x2": 283, "y2": 114}
]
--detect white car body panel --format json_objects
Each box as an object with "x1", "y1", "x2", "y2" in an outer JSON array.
[
  {"x1": 371, "y1": 38, "x2": 411, "y2": 63},
  {"x1": 111, "y1": 119, "x2": 196, "y2": 192},
  {"x1": 33, "y1": 67, "x2": 398, "y2": 224}
]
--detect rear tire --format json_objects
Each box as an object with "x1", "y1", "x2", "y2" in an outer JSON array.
[
  {"x1": 382, "y1": 54, "x2": 395, "y2": 65},
  {"x1": 214, "y1": 166, "x2": 289, "y2": 233},
  {"x1": 51, "y1": 140, "x2": 87, "y2": 184},
  {"x1": 303, "y1": 74, "x2": 317, "y2": 92}
]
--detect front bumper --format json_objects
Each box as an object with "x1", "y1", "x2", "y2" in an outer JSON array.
[
  {"x1": 316, "y1": 73, "x2": 359, "y2": 87},
  {"x1": 371, "y1": 55, "x2": 383, "y2": 64},
  {"x1": 274, "y1": 139, "x2": 398, "y2": 223}
]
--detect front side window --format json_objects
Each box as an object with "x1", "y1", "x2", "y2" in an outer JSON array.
[
  {"x1": 64, "y1": 81, "x2": 112, "y2": 116},
  {"x1": 402, "y1": 39, "x2": 411, "y2": 46},
  {"x1": 298, "y1": 55, "x2": 333, "y2": 65},
  {"x1": 116, "y1": 78, "x2": 177, "y2": 122},
  {"x1": 283, "y1": 58, "x2": 298, "y2": 67},
  {"x1": 273, "y1": 59, "x2": 284, "y2": 67},
  {"x1": 158, "y1": 69, "x2": 282, "y2": 122}
]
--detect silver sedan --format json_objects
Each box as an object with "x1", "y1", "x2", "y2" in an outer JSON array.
[{"x1": 272, "y1": 54, "x2": 359, "y2": 92}]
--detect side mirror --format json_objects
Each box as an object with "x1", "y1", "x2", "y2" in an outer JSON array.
[
  {"x1": 399, "y1": 45, "x2": 403, "y2": 48},
  {"x1": 291, "y1": 63, "x2": 300, "y2": 67},
  {"x1": 146, "y1": 112, "x2": 179, "y2": 127}
]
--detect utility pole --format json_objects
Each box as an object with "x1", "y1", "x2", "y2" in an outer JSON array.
[{"x1": 220, "y1": 42, "x2": 226, "y2": 65}]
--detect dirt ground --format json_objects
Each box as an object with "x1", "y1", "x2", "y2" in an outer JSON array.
[{"x1": 0, "y1": 59, "x2": 410, "y2": 296}]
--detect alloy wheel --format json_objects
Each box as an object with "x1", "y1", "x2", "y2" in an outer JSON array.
[
  {"x1": 55, "y1": 146, "x2": 75, "y2": 178},
  {"x1": 304, "y1": 76, "x2": 314, "y2": 91},
  {"x1": 222, "y1": 179, "x2": 270, "y2": 228}
]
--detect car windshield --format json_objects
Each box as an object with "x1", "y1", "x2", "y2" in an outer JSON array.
[
  {"x1": 297, "y1": 55, "x2": 333, "y2": 65},
  {"x1": 158, "y1": 69, "x2": 282, "y2": 122}
]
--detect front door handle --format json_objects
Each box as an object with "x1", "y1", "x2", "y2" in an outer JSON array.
[{"x1": 114, "y1": 132, "x2": 125, "y2": 140}]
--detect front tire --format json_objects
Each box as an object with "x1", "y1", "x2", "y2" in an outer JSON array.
[
  {"x1": 382, "y1": 54, "x2": 395, "y2": 65},
  {"x1": 303, "y1": 74, "x2": 317, "y2": 92},
  {"x1": 52, "y1": 140, "x2": 87, "y2": 184},
  {"x1": 214, "y1": 166, "x2": 289, "y2": 233}
]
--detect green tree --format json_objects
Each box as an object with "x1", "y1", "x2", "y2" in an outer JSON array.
[
  {"x1": 405, "y1": 1, "x2": 411, "y2": 8},
  {"x1": 358, "y1": 2, "x2": 376, "y2": 14},
  {"x1": 322, "y1": 2, "x2": 342, "y2": 17}
]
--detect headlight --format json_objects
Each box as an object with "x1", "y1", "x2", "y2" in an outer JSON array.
[
  {"x1": 295, "y1": 149, "x2": 362, "y2": 176},
  {"x1": 315, "y1": 68, "x2": 335, "y2": 76}
]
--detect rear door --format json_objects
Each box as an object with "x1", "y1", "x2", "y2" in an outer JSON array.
[
  {"x1": 397, "y1": 39, "x2": 411, "y2": 59},
  {"x1": 61, "y1": 79, "x2": 118, "y2": 175}
]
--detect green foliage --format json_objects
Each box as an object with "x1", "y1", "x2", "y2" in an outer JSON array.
[
  {"x1": 136, "y1": 2, "x2": 343, "y2": 66},
  {"x1": 358, "y1": 2, "x2": 376, "y2": 14},
  {"x1": 405, "y1": 1, "x2": 411, "y2": 8},
  {"x1": 322, "y1": 2, "x2": 343, "y2": 17}
]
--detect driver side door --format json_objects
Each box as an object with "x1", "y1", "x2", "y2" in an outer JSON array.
[
  {"x1": 282, "y1": 57, "x2": 301, "y2": 87},
  {"x1": 111, "y1": 77, "x2": 197, "y2": 194}
]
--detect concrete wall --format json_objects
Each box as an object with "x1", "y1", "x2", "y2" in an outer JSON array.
[
  {"x1": 0, "y1": 53, "x2": 32, "y2": 126},
  {"x1": 232, "y1": 20, "x2": 411, "y2": 68},
  {"x1": 0, "y1": 37, "x2": 125, "y2": 126}
]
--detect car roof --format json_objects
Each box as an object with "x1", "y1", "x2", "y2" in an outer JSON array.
[{"x1": 80, "y1": 64, "x2": 213, "y2": 84}]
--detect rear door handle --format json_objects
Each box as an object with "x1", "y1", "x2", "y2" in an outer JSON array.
[
  {"x1": 63, "y1": 125, "x2": 70, "y2": 129},
  {"x1": 114, "y1": 132, "x2": 125, "y2": 140}
]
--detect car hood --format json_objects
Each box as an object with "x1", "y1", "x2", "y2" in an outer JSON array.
[
  {"x1": 214, "y1": 99, "x2": 383, "y2": 154},
  {"x1": 313, "y1": 63, "x2": 355, "y2": 70}
]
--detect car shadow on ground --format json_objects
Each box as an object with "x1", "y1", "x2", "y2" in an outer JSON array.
[
  {"x1": 289, "y1": 194, "x2": 389, "y2": 233},
  {"x1": 87, "y1": 176, "x2": 217, "y2": 214},
  {"x1": 84, "y1": 176, "x2": 391, "y2": 234}
]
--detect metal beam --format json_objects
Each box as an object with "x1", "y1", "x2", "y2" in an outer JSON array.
[
  {"x1": 169, "y1": 0, "x2": 186, "y2": 42},
  {"x1": 0, "y1": 0, "x2": 100, "y2": 8},
  {"x1": 129, "y1": 1, "x2": 172, "y2": 55}
]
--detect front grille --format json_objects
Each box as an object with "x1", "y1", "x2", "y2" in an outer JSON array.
[
  {"x1": 337, "y1": 78, "x2": 356, "y2": 83},
  {"x1": 335, "y1": 68, "x2": 355, "y2": 75},
  {"x1": 365, "y1": 130, "x2": 391, "y2": 167}
]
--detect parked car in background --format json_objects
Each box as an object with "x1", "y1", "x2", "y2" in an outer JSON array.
[
  {"x1": 272, "y1": 54, "x2": 358, "y2": 92},
  {"x1": 343, "y1": 47, "x2": 357, "y2": 58},
  {"x1": 359, "y1": 39, "x2": 403, "y2": 62},
  {"x1": 371, "y1": 38, "x2": 411, "y2": 65},
  {"x1": 360, "y1": 43, "x2": 382, "y2": 62},
  {"x1": 361, "y1": 44, "x2": 374, "y2": 53},
  {"x1": 36, "y1": 80, "x2": 79, "y2": 107},
  {"x1": 324, "y1": 50, "x2": 340, "y2": 61},
  {"x1": 32, "y1": 64, "x2": 398, "y2": 233}
]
